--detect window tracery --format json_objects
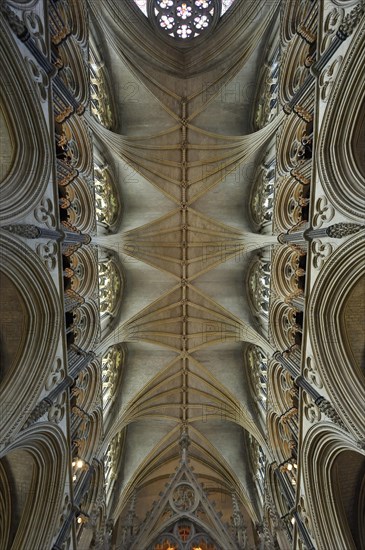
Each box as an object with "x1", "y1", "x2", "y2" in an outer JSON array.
[
  {"x1": 251, "y1": 159, "x2": 276, "y2": 232},
  {"x1": 247, "y1": 346, "x2": 268, "y2": 410},
  {"x1": 248, "y1": 256, "x2": 272, "y2": 323},
  {"x1": 101, "y1": 345, "x2": 124, "y2": 412},
  {"x1": 104, "y1": 431, "x2": 124, "y2": 501},
  {"x1": 150, "y1": 520, "x2": 218, "y2": 549},
  {"x1": 248, "y1": 434, "x2": 266, "y2": 496},
  {"x1": 135, "y1": 0, "x2": 236, "y2": 18},
  {"x1": 98, "y1": 259, "x2": 122, "y2": 317},
  {"x1": 255, "y1": 47, "x2": 280, "y2": 129},
  {"x1": 149, "y1": 0, "x2": 220, "y2": 40},
  {"x1": 89, "y1": 46, "x2": 114, "y2": 129},
  {"x1": 94, "y1": 164, "x2": 120, "y2": 231}
]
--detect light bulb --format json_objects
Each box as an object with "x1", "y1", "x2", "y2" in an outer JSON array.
[
  {"x1": 76, "y1": 459, "x2": 84, "y2": 469},
  {"x1": 287, "y1": 463, "x2": 293, "y2": 471}
]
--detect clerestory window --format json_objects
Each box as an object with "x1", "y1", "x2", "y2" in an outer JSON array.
[{"x1": 134, "y1": 0, "x2": 238, "y2": 41}]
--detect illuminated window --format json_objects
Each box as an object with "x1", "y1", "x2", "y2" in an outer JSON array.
[
  {"x1": 104, "y1": 431, "x2": 124, "y2": 501},
  {"x1": 101, "y1": 345, "x2": 124, "y2": 411},
  {"x1": 251, "y1": 161, "x2": 276, "y2": 230},
  {"x1": 248, "y1": 434, "x2": 266, "y2": 495},
  {"x1": 247, "y1": 346, "x2": 268, "y2": 410},
  {"x1": 255, "y1": 47, "x2": 280, "y2": 129},
  {"x1": 98, "y1": 260, "x2": 122, "y2": 316},
  {"x1": 152, "y1": 0, "x2": 217, "y2": 40},
  {"x1": 152, "y1": 538, "x2": 179, "y2": 550},
  {"x1": 220, "y1": 0, "x2": 236, "y2": 14},
  {"x1": 134, "y1": 0, "x2": 237, "y2": 18},
  {"x1": 248, "y1": 258, "x2": 271, "y2": 318},
  {"x1": 94, "y1": 165, "x2": 120, "y2": 230},
  {"x1": 89, "y1": 46, "x2": 114, "y2": 129}
]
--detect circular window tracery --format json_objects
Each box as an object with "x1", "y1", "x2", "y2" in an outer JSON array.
[
  {"x1": 150, "y1": 0, "x2": 221, "y2": 41},
  {"x1": 170, "y1": 483, "x2": 198, "y2": 512}
]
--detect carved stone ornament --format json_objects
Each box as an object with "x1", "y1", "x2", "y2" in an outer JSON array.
[
  {"x1": 303, "y1": 357, "x2": 323, "y2": 389},
  {"x1": 36, "y1": 241, "x2": 58, "y2": 270},
  {"x1": 48, "y1": 391, "x2": 67, "y2": 424},
  {"x1": 311, "y1": 239, "x2": 333, "y2": 269},
  {"x1": 23, "y1": 10, "x2": 47, "y2": 56},
  {"x1": 338, "y1": 2, "x2": 365, "y2": 38},
  {"x1": 34, "y1": 198, "x2": 56, "y2": 228},
  {"x1": 303, "y1": 391, "x2": 321, "y2": 423},
  {"x1": 1, "y1": 3, "x2": 30, "y2": 41},
  {"x1": 326, "y1": 222, "x2": 364, "y2": 238},
  {"x1": 170, "y1": 483, "x2": 198, "y2": 513},
  {"x1": 312, "y1": 196, "x2": 335, "y2": 228},
  {"x1": 319, "y1": 56, "x2": 343, "y2": 102},
  {"x1": 2, "y1": 224, "x2": 41, "y2": 238},
  {"x1": 315, "y1": 397, "x2": 348, "y2": 430},
  {"x1": 23, "y1": 400, "x2": 50, "y2": 429},
  {"x1": 45, "y1": 358, "x2": 65, "y2": 392}
]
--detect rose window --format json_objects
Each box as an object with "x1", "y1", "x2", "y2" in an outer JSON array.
[{"x1": 150, "y1": 0, "x2": 221, "y2": 41}]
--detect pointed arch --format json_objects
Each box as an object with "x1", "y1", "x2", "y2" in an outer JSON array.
[
  {"x1": 0, "y1": 232, "x2": 61, "y2": 442},
  {"x1": 302, "y1": 423, "x2": 365, "y2": 550},
  {"x1": 308, "y1": 230, "x2": 365, "y2": 437},
  {"x1": 0, "y1": 423, "x2": 68, "y2": 550},
  {"x1": 0, "y1": 20, "x2": 52, "y2": 222}
]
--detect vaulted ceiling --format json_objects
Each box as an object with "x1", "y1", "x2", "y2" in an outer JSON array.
[{"x1": 87, "y1": 0, "x2": 282, "y2": 545}]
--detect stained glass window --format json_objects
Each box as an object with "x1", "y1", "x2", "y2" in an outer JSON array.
[
  {"x1": 220, "y1": 0, "x2": 236, "y2": 15},
  {"x1": 152, "y1": 0, "x2": 217, "y2": 40},
  {"x1": 134, "y1": 0, "x2": 236, "y2": 18}
]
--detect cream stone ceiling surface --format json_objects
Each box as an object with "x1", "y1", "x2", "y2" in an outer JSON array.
[{"x1": 88, "y1": 0, "x2": 282, "y2": 543}]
